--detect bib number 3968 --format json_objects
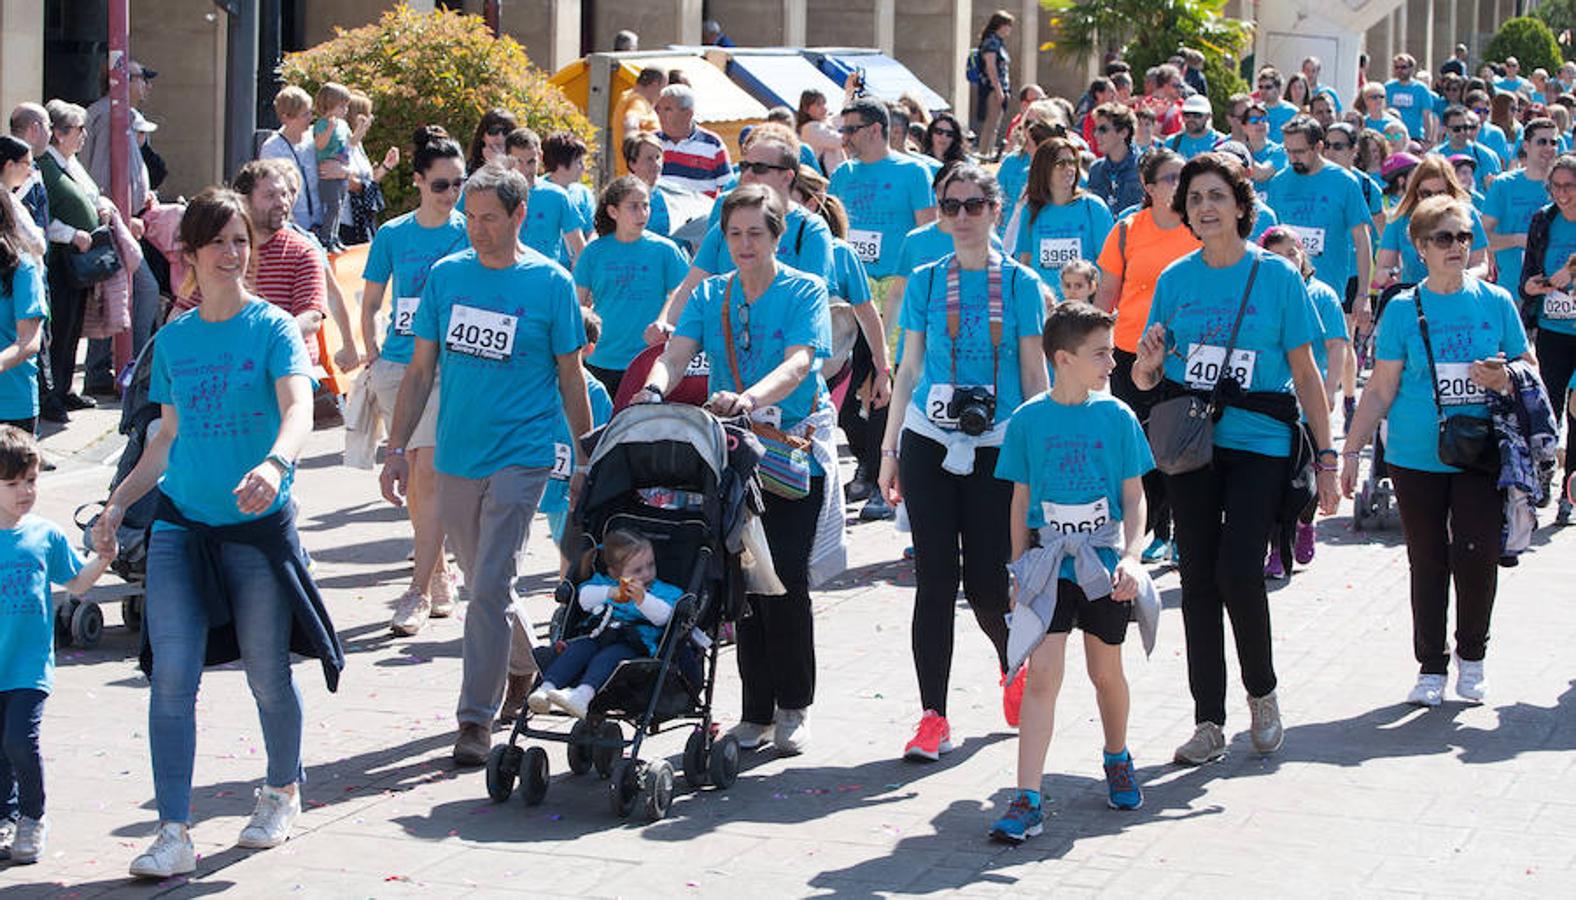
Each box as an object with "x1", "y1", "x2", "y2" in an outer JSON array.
[
  {"x1": 1041, "y1": 497, "x2": 1109, "y2": 535},
  {"x1": 1185, "y1": 344, "x2": 1256, "y2": 390},
  {"x1": 446, "y1": 304, "x2": 515, "y2": 361},
  {"x1": 1038, "y1": 237, "x2": 1082, "y2": 270}
]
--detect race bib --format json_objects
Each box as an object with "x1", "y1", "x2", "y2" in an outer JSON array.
[
  {"x1": 684, "y1": 352, "x2": 712, "y2": 377},
  {"x1": 550, "y1": 442, "x2": 573, "y2": 479},
  {"x1": 1038, "y1": 237, "x2": 1082, "y2": 270},
  {"x1": 1391, "y1": 92, "x2": 1414, "y2": 108},
  {"x1": 926, "y1": 383, "x2": 994, "y2": 427},
  {"x1": 1545, "y1": 290, "x2": 1576, "y2": 320},
  {"x1": 445, "y1": 304, "x2": 516, "y2": 360},
  {"x1": 1435, "y1": 362, "x2": 1489, "y2": 406},
  {"x1": 1040, "y1": 497, "x2": 1110, "y2": 535},
  {"x1": 1288, "y1": 224, "x2": 1326, "y2": 256},
  {"x1": 1185, "y1": 344, "x2": 1257, "y2": 390},
  {"x1": 393, "y1": 296, "x2": 420, "y2": 336},
  {"x1": 848, "y1": 228, "x2": 883, "y2": 264}
]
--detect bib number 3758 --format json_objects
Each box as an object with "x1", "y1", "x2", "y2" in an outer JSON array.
[{"x1": 446, "y1": 304, "x2": 516, "y2": 361}]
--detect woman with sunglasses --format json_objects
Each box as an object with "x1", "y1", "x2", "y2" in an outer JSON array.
[
  {"x1": 639, "y1": 184, "x2": 838, "y2": 756},
  {"x1": 466, "y1": 108, "x2": 516, "y2": 174},
  {"x1": 1376, "y1": 154, "x2": 1489, "y2": 292},
  {"x1": 877, "y1": 164, "x2": 1048, "y2": 762},
  {"x1": 357, "y1": 126, "x2": 469, "y2": 637},
  {"x1": 1015, "y1": 137, "x2": 1113, "y2": 300},
  {"x1": 922, "y1": 113, "x2": 971, "y2": 167},
  {"x1": 1517, "y1": 154, "x2": 1576, "y2": 525},
  {"x1": 1132, "y1": 153, "x2": 1338, "y2": 764},
  {"x1": 1343, "y1": 195, "x2": 1533, "y2": 707},
  {"x1": 1095, "y1": 148, "x2": 1198, "y2": 564}
]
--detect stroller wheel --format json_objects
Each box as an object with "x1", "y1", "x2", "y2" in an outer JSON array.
[
  {"x1": 55, "y1": 599, "x2": 78, "y2": 648},
  {"x1": 593, "y1": 721, "x2": 623, "y2": 779},
  {"x1": 484, "y1": 744, "x2": 520, "y2": 802},
  {"x1": 566, "y1": 720, "x2": 594, "y2": 776},
  {"x1": 122, "y1": 596, "x2": 143, "y2": 630},
  {"x1": 643, "y1": 759, "x2": 675, "y2": 822},
  {"x1": 520, "y1": 746, "x2": 550, "y2": 806},
  {"x1": 682, "y1": 727, "x2": 711, "y2": 789},
  {"x1": 71, "y1": 602, "x2": 104, "y2": 649},
  {"x1": 708, "y1": 734, "x2": 740, "y2": 790},
  {"x1": 608, "y1": 760, "x2": 641, "y2": 819}
]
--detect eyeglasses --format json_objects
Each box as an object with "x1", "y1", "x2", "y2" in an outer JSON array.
[
  {"x1": 427, "y1": 176, "x2": 466, "y2": 193},
  {"x1": 1425, "y1": 230, "x2": 1474, "y2": 249},
  {"x1": 932, "y1": 128, "x2": 958, "y2": 138},
  {"x1": 938, "y1": 197, "x2": 990, "y2": 217},
  {"x1": 1053, "y1": 157, "x2": 1079, "y2": 168},
  {"x1": 1152, "y1": 173, "x2": 1180, "y2": 186},
  {"x1": 1394, "y1": 63, "x2": 1414, "y2": 71},
  {"x1": 1472, "y1": 107, "x2": 1491, "y2": 116},
  {"x1": 1549, "y1": 179, "x2": 1576, "y2": 194},
  {"x1": 838, "y1": 121, "x2": 870, "y2": 135},
  {"x1": 486, "y1": 125, "x2": 511, "y2": 137},
  {"x1": 1326, "y1": 141, "x2": 1352, "y2": 151},
  {"x1": 1531, "y1": 137, "x2": 1558, "y2": 147},
  {"x1": 1244, "y1": 114, "x2": 1268, "y2": 125},
  {"x1": 739, "y1": 161, "x2": 791, "y2": 176},
  {"x1": 735, "y1": 301, "x2": 750, "y2": 353},
  {"x1": 1449, "y1": 124, "x2": 1473, "y2": 133}
]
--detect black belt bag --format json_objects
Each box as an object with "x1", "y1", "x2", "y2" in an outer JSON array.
[{"x1": 1410, "y1": 287, "x2": 1500, "y2": 474}]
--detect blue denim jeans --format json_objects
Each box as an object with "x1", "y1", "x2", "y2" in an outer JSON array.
[
  {"x1": 0, "y1": 689, "x2": 47, "y2": 821},
  {"x1": 542, "y1": 635, "x2": 641, "y2": 692},
  {"x1": 144, "y1": 528, "x2": 305, "y2": 824}
]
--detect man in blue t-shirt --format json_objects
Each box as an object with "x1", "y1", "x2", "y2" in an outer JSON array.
[
  {"x1": 1254, "y1": 66, "x2": 1300, "y2": 137},
  {"x1": 378, "y1": 164, "x2": 592, "y2": 771},
  {"x1": 1265, "y1": 117, "x2": 1373, "y2": 327},
  {"x1": 1484, "y1": 116, "x2": 1561, "y2": 297},
  {"x1": 1495, "y1": 57, "x2": 1534, "y2": 96},
  {"x1": 1385, "y1": 53, "x2": 1436, "y2": 140},
  {"x1": 1167, "y1": 94, "x2": 1225, "y2": 160}
]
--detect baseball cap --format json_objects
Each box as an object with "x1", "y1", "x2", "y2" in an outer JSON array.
[{"x1": 1182, "y1": 94, "x2": 1213, "y2": 115}]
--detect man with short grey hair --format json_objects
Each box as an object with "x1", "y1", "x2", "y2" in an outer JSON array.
[
  {"x1": 379, "y1": 162, "x2": 592, "y2": 768},
  {"x1": 655, "y1": 83, "x2": 732, "y2": 196}
]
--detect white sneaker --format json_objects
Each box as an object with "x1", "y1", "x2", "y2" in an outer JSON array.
[
  {"x1": 774, "y1": 707, "x2": 811, "y2": 755},
  {"x1": 9, "y1": 815, "x2": 45, "y2": 864},
  {"x1": 526, "y1": 682, "x2": 556, "y2": 714},
  {"x1": 546, "y1": 684, "x2": 595, "y2": 719},
  {"x1": 1455, "y1": 656, "x2": 1487, "y2": 703},
  {"x1": 389, "y1": 587, "x2": 431, "y2": 637},
  {"x1": 129, "y1": 822, "x2": 196, "y2": 879},
  {"x1": 1173, "y1": 721, "x2": 1227, "y2": 765},
  {"x1": 429, "y1": 565, "x2": 457, "y2": 618},
  {"x1": 727, "y1": 720, "x2": 774, "y2": 749},
  {"x1": 1247, "y1": 690, "x2": 1285, "y2": 754},
  {"x1": 0, "y1": 816, "x2": 14, "y2": 860},
  {"x1": 236, "y1": 785, "x2": 300, "y2": 849},
  {"x1": 1407, "y1": 673, "x2": 1447, "y2": 707}
]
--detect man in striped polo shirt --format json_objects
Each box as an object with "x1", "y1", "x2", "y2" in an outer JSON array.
[{"x1": 655, "y1": 83, "x2": 732, "y2": 197}]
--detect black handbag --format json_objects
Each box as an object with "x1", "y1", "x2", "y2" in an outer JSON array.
[
  {"x1": 65, "y1": 226, "x2": 122, "y2": 288},
  {"x1": 1148, "y1": 256, "x2": 1261, "y2": 475},
  {"x1": 1411, "y1": 288, "x2": 1499, "y2": 474}
]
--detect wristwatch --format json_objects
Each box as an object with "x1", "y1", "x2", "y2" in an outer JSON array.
[
  {"x1": 265, "y1": 452, "x2": 294, "y2": 475},
  {"x1": 640, "y1": 384, "x2": 664, "y2": 403}
]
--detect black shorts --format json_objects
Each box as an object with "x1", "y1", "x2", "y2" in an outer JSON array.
[
  {"x1": 1342, "y1": 276, "x2": 1359, "y2": 314},
  {"x1": 1046, "y1": 579, "x2": 1130, "y2": 646}
]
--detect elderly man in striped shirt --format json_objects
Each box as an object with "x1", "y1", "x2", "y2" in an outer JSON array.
[{"x1": 655, "y1": 83, "x2": 732, "y2": 197}]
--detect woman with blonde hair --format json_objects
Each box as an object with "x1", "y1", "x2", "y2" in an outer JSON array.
[{"x1": 1375, "y1": 154, "x2": 1489, "y2": 290}]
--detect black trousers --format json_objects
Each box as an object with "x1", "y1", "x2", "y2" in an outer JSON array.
[
  {"x1": 737, "y1": 476, "x2": 823, "y2": 725},
  {"x1": 1389, "y1": 465, "x2": 1500, "y2": 674},
  {"x1": 1167, "y1": 447, "x2": 1287, "y2": 726},
  {"x1": 45, "y1": 256, "x2": 86, "y2": 404},
  {"x1": 585, "y1": 363, "x2": 625, "y2": 399},
  {"x1": 1535, "y1": 329, "x2": 1576, "y2": 497},
  {"x1": 1111, "y1": 349, "x2": 1171, "y2": 541},
  {"x1": 835, "y1": 331, "x2": 887, "y2": 479},
  {"x1": 900, "y1": 430, "x2": 1012, "y2": 716}
]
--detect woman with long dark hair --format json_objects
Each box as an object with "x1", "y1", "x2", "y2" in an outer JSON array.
[
  {"x1": 797, "y1": 89, "x2": 846, "y2": 173},
  {"x1": 922, "y1": 112, "x2": 971, "y2": 167},
  {"x1": 466, "y1": 108, "x2": 518, "y2": 173},
  {"x1": 1015, "y1": 136, "x2": 1114, "y2": 298},
  {"x1": 974, "y1": 10, "x2": 1015, "y2": 161}
]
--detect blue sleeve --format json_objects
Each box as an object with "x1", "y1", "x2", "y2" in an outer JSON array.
[
  {"x1": 45, "y1": 522, "x2": 87, "y2": 587},
  {"x1": 799, "y1": 219, "x2": 836, "y2": 285},
  {"x1": 1380, "y1": 218, "x2": 1404, "y2": 253},
  {"x1": 1471, "y1": 210, "x2": 1489, "y2": 251},
  {"x1": 840, "y1": 245, "x2": 873, "y2": 304},
  {"x1": 1119, "y1": 404, "x2": 1154, "y2": 479},
  {"x1": 149, "y1": 334, "x2": 172, "y2": 405},
  {"x1": 1315, "y1": 285, "x2": 1349, "y2": 342},
  {"x1": 1375, "y1": 296, "x2": 1408, "y2": 361},
  {"x1": 547, "y1": 272, "x2": 586, "y2": 358},
  {"x1": 1278, "y1": 270, "x2": 1317, "y2": 352},
  {"x1": 663, "y1": 240, "x2": 689, "y2": 289},
  {"x1": 674, "y1": 277, "x2": 716, "y2": 344},
  {"x1": 898, "y1": 266, "x2": 931, "y2": 334},
  {"x1": 13, "y1": 257, "x2": 45, "y2": 320},
  {"x1": 694, "y1": 226, "x2": 725, "y2": 274},
  {"x1": 781, "y1": 277, "x2": 832, "y2": 357},
  {"x1": 993, "y1": 411, "x2": 1030, "y2": 484},
  {"x1": 571, "y1": 240, "x2": 597, "y2": 289},
  {"x1": 1483, "y1": 179, "x2": 1506, "y2": 221},
  {"x1": 412, "y1": 264, "x2": 444, "y2": 342},
  {"x1": 1146, "y1": 266, "x2": 1174, "y2": 332},
  {"x1": 1012, "y1": 267, "x2": 1046, "y2": 336},
  {"x1": 1343, "y1": 178, "x2": 1368, "y2": 232},
  {"x1": 1500, "y1": 289, "x2": 1530, "y2": 357},
  {"x1": 910, "y1": 164, "x2": 936, "y2": 212},
  {"x1": 363, "y1": 224, "x2": 394, "y2": 285},
  {"x1": 588, "y1": 378, "x2": 614, "y2": 426},
  {"x1": 1088, "y1": 197, "x2": 1115, "y2": 249},
  {"x1": 266, "y1": 307, "x2": 314, "y2": 383}
]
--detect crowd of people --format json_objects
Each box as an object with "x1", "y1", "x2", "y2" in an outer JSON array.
[{"x1": 0, "y1": 14, "x2": 1570, "y2": 877}]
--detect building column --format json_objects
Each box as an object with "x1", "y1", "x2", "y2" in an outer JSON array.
[
  {"x1": 1399, "y1": 1, "x2": 1409, "y2": 68},
  {"x1": 1448, "y1": 0, "x2": 1457, "y2": 70},
  {"x1": 1019, "y1": 0, "x2": 1038, "y2": 93},
  {"x1": 1425, "y1": 0, "x2": 1435, "y2": 73},
  {"x1": 0, "y1": 0, "x2": 44, "y2": 118},
  {"x1": 548, "y1": 0, "x2": 580, "y2": 73},
  {"x1": 677, "y1": 0, "x2": 703, "y2": 46},
  {"x1": 1387, "y1": 9, "x2": 1397, "y2": 64},
  {"x1": 951, "y1": 0, "x2": 973, "y2": 123},
  {"x1": 783, "y1": 0, "x2": 807, "y2": 47},
  {"x1": 1469, "y1": 0, "x2": 1480, "y2": 64},
  {"x1": 874, "y1": 0, "x2": 895, "y2": 54}
]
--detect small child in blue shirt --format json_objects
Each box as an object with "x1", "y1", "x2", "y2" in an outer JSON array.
[
  {"x1": 0, "y1": 426, "x2": 114, "y2": 863},
  {"x1": 527, "y1": 530, "x2": 681, "y2": 719},
  {"x1": 311, "y1": 82, "x2": 352, "y2": 252}
]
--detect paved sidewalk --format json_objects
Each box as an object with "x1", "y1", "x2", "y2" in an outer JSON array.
[{"x1": 1, "y1": 419, "x2": 1574, "y2": 898}]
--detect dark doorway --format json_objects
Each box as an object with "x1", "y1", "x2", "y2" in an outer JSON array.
[{"x1": 43, "y1": 0, "x2": 107, "y2": 107}]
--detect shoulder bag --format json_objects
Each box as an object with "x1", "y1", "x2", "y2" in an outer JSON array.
[
  {"x1": 1411, "y1": 287, "x2": 1500, "y2": 474},
  {"x1": 721, "y1": 278, "x2": 814, "y2": 500}
]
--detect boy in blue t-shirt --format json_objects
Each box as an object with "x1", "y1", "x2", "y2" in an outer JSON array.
[
  {"x1": 988, "y1": 303, "x2": 1153, "y2": 844},
  {"x1": 0, "y1": 427, "x2": 114, "y2": 863}
]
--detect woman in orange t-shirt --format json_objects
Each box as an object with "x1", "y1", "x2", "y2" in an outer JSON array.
[{"x1": 1094, "y1": 147, "x2": 1199, "y2": 562}]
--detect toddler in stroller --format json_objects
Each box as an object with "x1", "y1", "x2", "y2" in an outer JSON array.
[{"x1": 529, "y1": 529, "x2": 684, "y2": 719}]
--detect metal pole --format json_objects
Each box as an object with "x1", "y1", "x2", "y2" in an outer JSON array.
[
  {"x1": 108, "y1": 0, "x2": 132, "y2": 370},
  {"x1": 484, "y1": 0, "x2": 499, "y2": 37},
  {"x1": 224, "y1": 0, "x2": 258, "y2": 182}
]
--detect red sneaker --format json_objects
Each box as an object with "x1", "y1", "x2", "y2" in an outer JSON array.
[
  {"x1": 902, "y1": 710, "x2": 953, "y2": 761},
  {"x1": 1002, "y1": 668, "x2": 1027, "y2": 728}
]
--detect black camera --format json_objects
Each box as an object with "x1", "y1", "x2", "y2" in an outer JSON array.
[{"x1": 947, "y1": 387, "x2": 996, "y2": 436}]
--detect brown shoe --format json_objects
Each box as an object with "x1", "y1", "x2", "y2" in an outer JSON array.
[
  {"x1": 497, "y1": 674, "x2": 532, "y2": 725},
  {"x1": 452, "y1": 722, "x2": 491, "y2": 767}
]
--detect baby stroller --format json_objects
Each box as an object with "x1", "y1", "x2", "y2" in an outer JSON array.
[
  {"x1": 484, "y1": 403, "x2": 762, "y2": 821},
  {"x1": 69, "y1": 335, "x2": 163, "y2": 647},
  {"x1": 1353, "y1": 284, "x2": 1405, "y2": 531}
]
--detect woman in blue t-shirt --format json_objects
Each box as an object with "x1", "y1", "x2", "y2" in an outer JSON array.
[
  {"x1": 639, "y1": 184, "x2": 837, "y2": 757},
  {"x1": 877, "y1": 164, "x2": 1049, "y2": 760},
  {"x1": 623, "y1": 131, "x2": 671, "y2": 237},
  {"x1": 1133, "y1": 153, "x2": 1338, "y2": 766},
  {"x1": 98, "y1": 188, "x2": 328, "y2": 879},
  {"x1": 1343, "y1": 195, "x2": 1533, "y2": 709},
  {"x1": 0, "y1": 182, "x2": 46, "y2": 433},
  {"x1": 1516, "y1": 155, "x2": 1576, "y2": 525},
  {"x1": 1015, "y1": 136, "x2": 1114, "y2": 299}
]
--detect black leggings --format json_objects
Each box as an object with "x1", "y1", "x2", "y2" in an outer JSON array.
[
  {"x1": 1535, "y1": 329, "x2": 1576, "y2": 497},
  {"x1": 900, "y1": 430, "x2": 1012, "y2": 716},
  {"x1": 1167, "y1": 447, "x2": 1287, "y2": 726},
  {"x1": 737, "y1": 476, "x2": 823, "y2": 725},
  {"x1": 835, "y1": 332, "x2": 888, "y2": 478},
  {"x1": 1389, "y1": 465, "x2": 1500, "y2": 674},
  {"x1": 1111, "y1": 349, "x2": 1171, "y2": 541}
]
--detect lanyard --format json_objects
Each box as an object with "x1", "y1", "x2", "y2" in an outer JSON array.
[{"x1": 944, "y1": 251, "x2": 1005, "y2": 390}]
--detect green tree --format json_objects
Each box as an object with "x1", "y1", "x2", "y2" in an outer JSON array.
[
  {"x1": 1484, "y1": 16, "x2": 1565, "y2": 74},
  {"x1": 1533, "y1": 0, "x2": 1576, "y2": 60},
  {"x1": 280, "y1": 3, "x2": 596, "y2": 219},
  {"x1": 1040, "y1": 0, "x2": 1252, "y2": 127}
]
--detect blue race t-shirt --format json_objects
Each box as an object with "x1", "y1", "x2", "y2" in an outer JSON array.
[
  {"x1": 1252, "y1": 140, "x2": 1288, "y2": 174},
  {"x1": 1384, "y1": 79, "x2": 1434, "y2": 138},
  {"x1": 1015, "y1": 194, "x2": 1114, "y2": 297},
  {"x1": 899, "y1": 254, "x2": 1045, "y2": 429},
  {"x1": 995, "y1": 391, "x2": 1153, "y2": 581},
  {"x1": 1250, "y1": 201, "x2": 1279, "y2": 242},
  {"x1": 574, "y1": 232, "x2": 689, "y2": 369},
  {"x1": 1265, "y1": 100, "x2": 1300, "y2": 137},
  {"x1": 830, "y1": 238, "x2": 873, "y2": 305},
  {"x1": 150, "y1": 300, "x2": 313, "y2": 526},
  {"x1": 1167, "y1": 129, "x2": 1224, "y2": 160},
  {"x1": 648, "y1": 188, "x2": 671, "y2": 237},
  {"x1": 996, "y1": 151, "x2": 1031, "y2": 235},
  {"x1": 1483, "y1": 169, "x2": 1550, "y2": 296},
  {"x1": 1375, "y1": 278, "x2": 1529, "y2": 472},
  {"x1": 1478, "y1": 122, "x2": 1512, "y2": 167},
  {"x1": 0, "y1": 516, "x2": 85, "y2": 693},
  {"x1": 897, "y1": 221, "x2": 1003, "y2": 275},
  {"x1": 1265, "y1": 164, "x2": 1370, "y2": 295},
  {"x1": 829, "y1": 154, "x2": 937, "y2": 277},
  {"x1": 1380, "y1": 208, "x2": 1488, "y2": 284},
  {"x1": 0, "y1": 255, "x2": 47, "y2": 419},
  {"x1": 1538, "y1": 208, "x2": 1576, "y2": 336},
  {"x1": 675, "y1": 266, "x2": 832, "y2": 428},
  {"x1": 564, "y1": 180, "x2": 596, "y2": 234},
  {"x1": 1306, "y1": 276, "x2": 1349, "y2": 376},
  {"x1": 1147, "y1": 245, "x2": 1319, "y2": 456},
  {"x1": 539, "y1": 377, "x2": 614, "y2": 515},
  {"x1": 1432, "y1": 141, "x2": 1502, "y2": 179},
  {"x1": 695, "y1": 202, "x2": 835, "y2": 285},
  {"x1": 519, "y1": 181, "x2": 580, "y2": 265},
  {"x1": 361, "y1": 209, "x2": 469, "y2": 365},
  {"x1": 413, "y1": 248, "x2": 585, "y2": 479}
]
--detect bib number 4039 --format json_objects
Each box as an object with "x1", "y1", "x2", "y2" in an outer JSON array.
[{"x1": 446, "y1": 304, "x2": 516, "y2": 360}]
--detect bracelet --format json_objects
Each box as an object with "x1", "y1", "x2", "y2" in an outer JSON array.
[
  {"x1": 1341, "y1": 449, "x2": 1362, "y2": 458},
  {"x1": 881, "y1": 448, "x2": 899, "y2": 460},
  {"x1": 1316, "y1": 448, "x2": 1339, "y2": 460},
  {"x1": 1313, "y1": 460, "x2": 1338, "y2": 473},
  {"x1": 389, "y1": 446, "x2": 406, "y2": 457}
]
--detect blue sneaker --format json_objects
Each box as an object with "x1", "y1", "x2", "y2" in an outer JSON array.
[
  {"x1": 988, "y1": 789, "x2": 1043, "y2": 843},
  {"x1": 1103, "y1": 749, "x2": 1143, "y2": 810},
  {"x1": 1140, "y1": 537, "x2": 1170, "y2": 563}
]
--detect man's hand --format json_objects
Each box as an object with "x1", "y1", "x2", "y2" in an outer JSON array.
[{"x1": 380, "y1": 454, "x2": 410, "y2": 507}]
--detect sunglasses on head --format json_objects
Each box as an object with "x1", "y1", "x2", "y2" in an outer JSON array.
[
  {"x1": 938, "y1": 197, "x2": 990, "y2": 217},
  {"x1": 1424, "y1": 230, "x2": 1473, "y2": 249},
  {"x1": 427, "y1": 176, "x2": 466, "y2": 193},
  {"x1": 739, "y1": 161, "x2": 791, "y2": 175}
]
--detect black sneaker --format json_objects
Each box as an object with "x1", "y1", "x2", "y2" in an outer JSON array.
[
  {"x1": 63, "y1": 393, "x2": 98, "y2": 411},
  {"x1": 39, "y1": 404, "x2": 68, "y2": 424},
  {"x1": 84, "y1": 382, "x2": 119, "y2": 399},
  {"x1": 859, "y1": 493, "x2": 895, "y2": 521}
]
